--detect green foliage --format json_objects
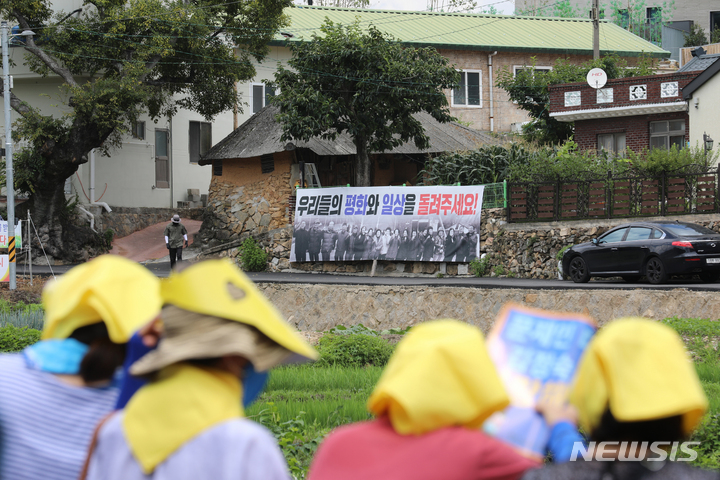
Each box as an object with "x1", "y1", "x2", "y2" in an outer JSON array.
[
  {"x1": 625, "y1": 146, "x2": 718, "y2": 174},
  {"x1": 661, "y1": 317, "x2": 720, "y2": 338},
  {"x1": 315, "y1": 334, "x2": 394, "y2": 368},
  {"x1": 238, "y1": 238, "x2": 268, "y2": 272},
  {"x1": 103, "y1": 229, "x2": 115, "y2": 249},
  {"x1": 273, "y1": 20, "x2": 459, "y2": 186},
  {"x1": 713, "y1": 28, "x2": 720, "y2": 44},
  {"x1": 419, "y1": 145, "x2": 515, "y2": 186},
  {"x1": 692, "y1": 414, "x2": 720, "y2": 469},
  {"x1": 493, "y1": 265, "x2": 507, "y2": 276},
  {"x1": 0, "y1": 325, "x2": 41, "y2": 352},
  {"x1": 497, "y1": 54, "x2": 655, "y2": 145},
  {"x1": 556, "y1": 245, "x2": 573, "y2": 260},
  {"x1": 469, "y1": 255, "x2": 493, "y2": 277},
  {"x1": 684, "y1": 24, "x2": 709, "y2": 47},
  {"x1": 4, "y1": 0, "x2": 288, "y2": 230}
]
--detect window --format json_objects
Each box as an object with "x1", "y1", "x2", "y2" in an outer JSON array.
[
  {"x1": 712, "y1": 12, "x2": 720, "y2": 32},
  {"x1": 452, "y1": 70, "x2": 481, "y2": 107},
  {"x1": 646, "y1": 7, "x2": 661, "y2": 24},
  {"x1": 649, "y1": 120, "x2": 685, "y2": 150},
  {"x1": 132, "y1": 121, "x2": 145, "y2": 140},
  {"x1": 618, "y1": 9, "x2": 629, "y2": 27},
  {"x1": 600, "y1": 228, "x2": 627, "y2": 243},
  {"x1": 155, "y1": 129, "x2": 170, "y2": 189},
  {"x1": 189, "y1": 121, "x2": 211, "y2": 163},
  {"x1": 513, "y1": 66, "x2": 552, "y2": 77},
  {"x1": 251, "y1": 83, "x2": 276, "y2": 114},
  {"x1": 260, "y1": 154, "x2": 274, "y2": 174},
  {"x1": 626, "y1": 227, "x2": 652, "y2": 241},
  {"x1": 213, "y1": 159, "x2": 223, "y2": 176},
  {"x1": 597, "y1": 133, "x2": 626, "y2": 155}
]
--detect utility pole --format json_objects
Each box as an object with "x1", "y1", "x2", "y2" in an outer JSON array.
[
  {"x1": 592, "y1": 0, "x2": 600, "y2": 60},
  {"x1": 2, "y1": 22, "x2": 16, "y2": 290}
]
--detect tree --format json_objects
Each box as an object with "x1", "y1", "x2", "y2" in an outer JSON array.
[
  {"x1": 2, "y1": 0, "x2": 289, "y2": 260},
  {"x1": 496, "y1": 54, "x2": 655, "y2": 144},
  {"x1": 273, "y1": 20, "x2": 459, "y2": 186},
  {"x1": 683, "y1": 23, "x2": 708, "y2": 47}
]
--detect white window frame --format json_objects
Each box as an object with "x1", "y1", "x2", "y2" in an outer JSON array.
[
  {"x1": 649, "y1": 120, "x2": 685, "y2": 150},
  {"x1": 512, "y1": 65, "x2": 552, "y2": 77},
  {"x1": 451, "y1": 70, "x2": 482, "y2": 108},
  {"x1": 250, "y1": 82, "x2": 276, "y2": 114}
]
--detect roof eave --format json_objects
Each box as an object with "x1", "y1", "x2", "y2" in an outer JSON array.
[
  {"x1": 268, "y1": 38, "x2": 668, "y2": 57},
  {"x1": 683, "y1": 59, "x2": 720, "y2": 99},
  {"x1": 550, "y1": 101, "x2": 687, "y2": 122}
]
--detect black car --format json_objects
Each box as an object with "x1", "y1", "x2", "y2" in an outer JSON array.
[{"x1": 562, "y1": 221, "x2": 720, "y2": 284}]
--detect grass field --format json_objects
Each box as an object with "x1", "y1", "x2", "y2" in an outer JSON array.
[{"x1": 247, "y1": 365, "x2": 382, "y2": 427}]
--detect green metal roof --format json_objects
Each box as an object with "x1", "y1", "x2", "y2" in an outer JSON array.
[{"x1": 271, "y1": 6, "x2": 669, "y2": 58}]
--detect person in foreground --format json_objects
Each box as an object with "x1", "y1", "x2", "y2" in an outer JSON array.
[
  {"x1": 523, "y1": 317, "x2": 717, "y2": 480},
  {"x1": 84, "y1": 259, "x2": 318, "y2": 480},
  {"x1": 0, "y1": 255, "x2": 161, "y2": 480},
  {"x1": 307, "y1": 320, "x2": 542, "y2": 480}
]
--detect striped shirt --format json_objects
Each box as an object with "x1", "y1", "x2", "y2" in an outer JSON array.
[{"x1": 0, "y1": 353, "x2": 119, "y2": 480}]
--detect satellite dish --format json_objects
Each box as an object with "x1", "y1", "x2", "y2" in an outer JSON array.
[{"x1": 586, "y1": 68, "x2": 607, "y2": 89}]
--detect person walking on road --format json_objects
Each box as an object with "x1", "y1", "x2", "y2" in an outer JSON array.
[{"x1": 164, "y1": 215, "x2": 188, "y2": 269}]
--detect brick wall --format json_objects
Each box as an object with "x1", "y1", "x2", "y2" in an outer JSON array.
[
  {"x1": 573, "y1": 112, "x2": 690, "y2": 151},
  {"x1": 549, "y1": 72, "x2": 697, "y2": 113},
  {"x1": 439, "y1": 49, "x2": 599, "y2": 132}
]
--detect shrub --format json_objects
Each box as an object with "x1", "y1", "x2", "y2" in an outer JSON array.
[
  {"x1": 315, "y1": 333, "x2": 394, "y2": 368},
  {"x1": 469, "y1": 255, "x2": 492, "y2": 277},
  {"x1": 0, "y1": 325, "x2": 41, "y2": 352},
  {"x1": 238, "y1": 237, "x2": 268, "y2": 272}
]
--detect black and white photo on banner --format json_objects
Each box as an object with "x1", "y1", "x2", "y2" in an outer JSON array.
[{"x1": 291, "y1": 186, "x2": 484, "y2": 263}]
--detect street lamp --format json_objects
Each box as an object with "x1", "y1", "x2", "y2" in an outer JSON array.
[
  {"x1": 704, "y1": 132, "x2": 714, "y2": 152},
  {"x1": 2, "y1": 22, "x2": 35, "y2": 290}
]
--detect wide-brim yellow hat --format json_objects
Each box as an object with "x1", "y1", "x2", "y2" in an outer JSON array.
[
  {"x1": 570, "y1": 317, "x2": 708, "y2": 437},
  {"x1": 158, "y1": 259, "x2": 317, "y2": 367},
  {"x1": 42, "y1": 255, "x2": 162, "y2": 344},
  {"x1": 368, "y1": 319, "x2": 509, "y2": 435}
]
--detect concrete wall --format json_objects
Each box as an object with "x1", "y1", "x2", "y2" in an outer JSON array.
[
  {"x1": 244, "y1": 46, "x2": 596, "y2": 133},
  {"x1": 687, "y1": 75, "x2": 720, "y2": 164},
  {"x1": 257, "y1": 283, "x2": 720, "y2": 332}
]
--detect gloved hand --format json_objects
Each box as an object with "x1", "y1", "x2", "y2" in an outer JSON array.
[
  {"x1": 166, "y1": 243, "x2": 170, "y2": 249},
  {"x1": 184, "y1": 241, "x2": 189, "y2": 248}
]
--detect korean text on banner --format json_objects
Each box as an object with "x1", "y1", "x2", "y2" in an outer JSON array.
[
  {"x1": 290, "y1": 186, "x2": 484, "y2": 263},
  {"x1": 0, "y1": 221, "x2": 22, "y2": 249},
  {"x1": 483, "y1": 303, "x2": 597, "y2": 460}
]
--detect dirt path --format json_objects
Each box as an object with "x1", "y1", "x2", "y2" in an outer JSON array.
[{"x1": 109, "y1": 220, "x2": 202, "y2": 263}]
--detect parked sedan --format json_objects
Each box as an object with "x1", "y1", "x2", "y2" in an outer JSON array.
[{"x1": 562, "y1": 221, "x2": 720, "y2": 284}]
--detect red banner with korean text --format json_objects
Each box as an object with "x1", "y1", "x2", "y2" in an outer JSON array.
[{"x1": 290, "y1": 186, "x2": 484, "y2": 263}]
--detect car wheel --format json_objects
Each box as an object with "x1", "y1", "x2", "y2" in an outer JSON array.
[
  {"x1": 699, "y1": 272, "x2": 720, "y2": 283},
  {"x1": 622, "y1": 276, "x2": 641, "y2": 283},
  {"x1": 645, "y1": 257, "x2": 667, "y2": 285},
  {"x1": 568, "y1": 256, "x2": 590, "y2": 283}
]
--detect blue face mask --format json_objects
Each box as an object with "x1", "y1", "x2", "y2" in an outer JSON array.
[
  {"x1": 23, "y1": 338, "x2": 90, "y2": 375},
  {"x1": 242, "y1": 363, "x2": 269, "y2": 408}
]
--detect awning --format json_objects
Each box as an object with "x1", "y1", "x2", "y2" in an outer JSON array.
[{"x1": 549, "y1": 101, "x2": 688, "y2": 122}]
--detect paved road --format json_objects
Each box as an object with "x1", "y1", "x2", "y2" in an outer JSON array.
[{"x1": 19, "y1": 262, "x2": 720, "y2": 291}]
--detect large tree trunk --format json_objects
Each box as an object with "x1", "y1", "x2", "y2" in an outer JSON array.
[
  {"x1": 353, "y1": 137, "x2": 372, "y2": 187},
  {"x1": 18, "y1": 168, "x2": 105, "y2": 262}
]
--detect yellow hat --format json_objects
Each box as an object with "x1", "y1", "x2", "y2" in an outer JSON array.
[
  {"x1": 158, "y1": 259, "x2": 318, "y2": 366},
  {"x1": 570, "y1": 317, "x2": 708, "y2": 437},
  {"x1": 367, "y1": 320, "x2": 509, "y2": 435},
  {"x1": 42, "y1": 255, "x2": 162, "y2": 343}
]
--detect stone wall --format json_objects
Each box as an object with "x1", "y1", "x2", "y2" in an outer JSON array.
[
  {"x1": 91, "y1": 206, "x2": 204, "y2": 239},
  {"x1": 481, "y1": 211, "x2": 720, "y2": 279},
  {"x1": 256, "y1": 283, "x2": 720, "y2": 332},
  {"x1": 198, "y1": 152, "x2": 293, "y2": 248}
]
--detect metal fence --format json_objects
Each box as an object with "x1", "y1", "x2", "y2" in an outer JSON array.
[{"x1": 507, "y1": 167, "x2": 719, "y2": 223}]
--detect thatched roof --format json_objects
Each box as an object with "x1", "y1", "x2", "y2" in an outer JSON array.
[{"x1": 199, "y1": 105, "x2": 503, "y2": 165}]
